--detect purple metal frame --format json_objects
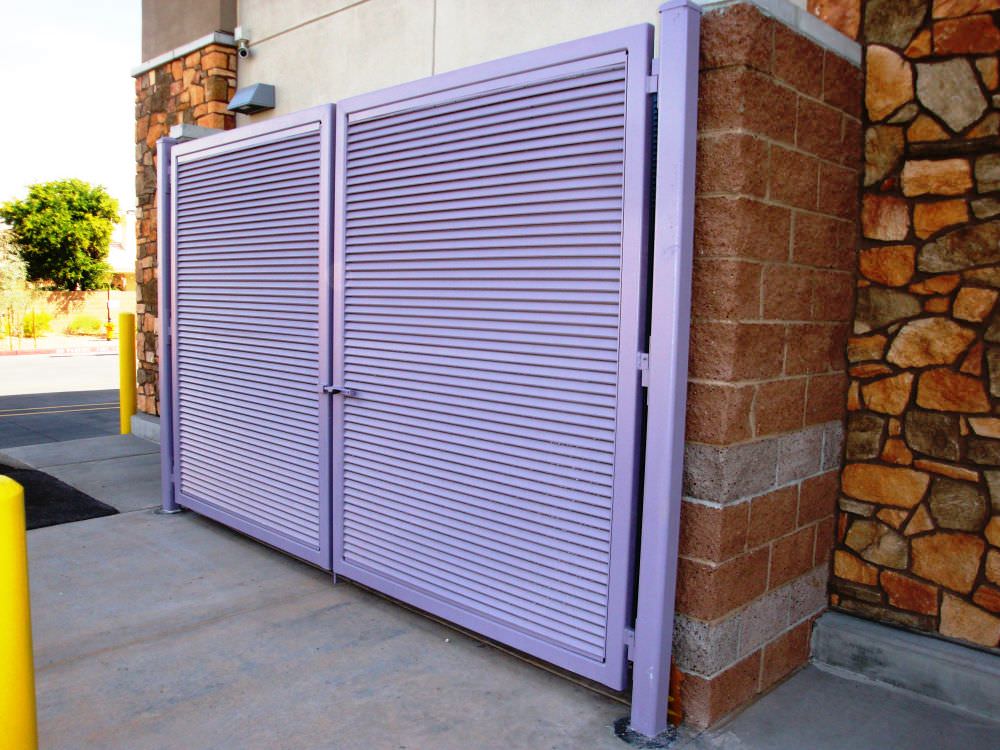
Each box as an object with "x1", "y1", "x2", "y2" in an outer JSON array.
[
  {"x1": 630, "y1": 1, "x2": 700, "y2": 737},
  {"x1": 331, "y1": 24, "x2": 653, "y2": 690},
  {"x1": 155, "y1": 5, "x2": 698, "y2": 734},
  {"x1": 158, "y1": 136, "x2": 180, "y2": 514},
  {"x1": 167, "y1": 105, "x2": 336, "y2": 568}
]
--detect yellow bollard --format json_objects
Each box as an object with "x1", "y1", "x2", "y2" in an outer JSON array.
[
  {"x1": 119, "y1": 312, "x2": 136, "y2": 434},
  {"x1": 0, "y1": 476, "x2": 38, "y2": 750}
]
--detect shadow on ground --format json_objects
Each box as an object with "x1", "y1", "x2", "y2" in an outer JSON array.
[{"x1": 0, "y1": 461, "x2": 116, "y2": 528}]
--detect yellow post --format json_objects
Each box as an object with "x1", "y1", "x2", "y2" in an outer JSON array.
[
  {"x1": 0, "y1": 476, "x2": 38, "y2": 750},
  {"x1": 119, "y1": 312, "x2": 136, "y2": 434}
]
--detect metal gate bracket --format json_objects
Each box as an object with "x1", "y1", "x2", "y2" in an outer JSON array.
[
  {"x1": 637, "y1": 352, "x2": 650, "y2": 388},
  {"x1": 624, "y1": 627, "x2": 636, "y2": 661}
]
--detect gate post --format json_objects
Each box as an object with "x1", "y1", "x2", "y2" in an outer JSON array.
[
  {"x1": 156, "y1": 136, "x2": 182, "y2": 514},
  {"x1": 630, "y1": 0, "x2": 699, "y2": 738},
  {"x1": 119, "y1": 312, "x2": 137, "y2": 434},
  {"x1": 0, "y1": 477, "x2": 38, "y2": 750}
]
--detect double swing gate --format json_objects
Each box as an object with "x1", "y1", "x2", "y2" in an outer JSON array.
[{"x1": 160, "y1": 12, "x2": 698, "y2": 736}]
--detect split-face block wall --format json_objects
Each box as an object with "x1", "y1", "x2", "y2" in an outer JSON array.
[
  {"x1": 831, "y1": 0, "x2": 1000, "y2": 651},
  {"x1": 674, "y1": 4, "x2": 861, "y2": 727}
]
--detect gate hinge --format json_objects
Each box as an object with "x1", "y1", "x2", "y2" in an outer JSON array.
[
  {"x1": 646, "y1": 58, "x2": 659, "y2": 94},
  {"x1": 624, "y1": 627, "x2": 636, "y2": 661},
  {"x1": 637, "y1": 352, "x2": 650, "y2": 388}
]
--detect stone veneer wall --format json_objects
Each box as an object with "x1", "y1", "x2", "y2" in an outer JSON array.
[
  {"x1": 133, "y1": 43, "x2": 237, "y2": 415},
  {"x1": 809, "y1": 0, "x2": 861, "y2": 39},
  {"x1": 831, "y1": 0, "x2": 1000, "y2": 651},
  {"x1": 673, "y1": 3, "x2": 861, "y2": 728}
]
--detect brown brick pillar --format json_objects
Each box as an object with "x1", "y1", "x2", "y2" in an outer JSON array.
[
  {"x1": 133, "y1": 43, "x2": 237, "y2": 415},
  {"x1": 672, "y1": 4, "x2": 862, "y2": 727}
]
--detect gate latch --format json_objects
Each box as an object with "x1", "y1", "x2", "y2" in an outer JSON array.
[{"x1": 322, "y1": 384, "x2": 356, "y2": 397}]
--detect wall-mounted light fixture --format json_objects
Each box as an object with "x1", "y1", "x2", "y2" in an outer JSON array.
[{"x1": 227, "y1": 83, "x2": 276, "y2": 115}]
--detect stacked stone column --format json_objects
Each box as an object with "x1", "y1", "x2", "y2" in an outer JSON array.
[
  {"x1": 832, "y1": 0, "x2": 1000, "y2": 650},
  {"x1": 134, "y1": 43, "x2": 237, "y2": 415}
]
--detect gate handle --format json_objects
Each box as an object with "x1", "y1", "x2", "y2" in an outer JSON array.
[{"x1": 322, "y1": 384, "x2": 355, "y2": 397}]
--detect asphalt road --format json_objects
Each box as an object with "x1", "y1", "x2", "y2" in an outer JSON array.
[{"x1": 0, "y1": 353, "x2": 119, "y2": 448}]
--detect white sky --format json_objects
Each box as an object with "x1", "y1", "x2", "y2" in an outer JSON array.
[{"x1": 0, "y1": 0, "x2": 140, "y2": 211}]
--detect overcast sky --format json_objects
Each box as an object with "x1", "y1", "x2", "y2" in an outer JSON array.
[{"x1": 0, "y1": 0, "x2": 140, "y2": 211}]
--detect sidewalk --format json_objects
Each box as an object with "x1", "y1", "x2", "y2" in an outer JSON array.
[
  {"x1": 11, "y1": 435, "x2": 1000, "y2": 749},
  {"x1": 0, "y1": 334, "x2": 118, "y2": 357},
  {"x1": 2, "y1": 435, "x2": 159, "y2": 511}
]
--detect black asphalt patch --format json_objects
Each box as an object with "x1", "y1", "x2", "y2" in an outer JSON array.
[{"x1": 0, "y1": 462, "x2": 118, "y2": 529}]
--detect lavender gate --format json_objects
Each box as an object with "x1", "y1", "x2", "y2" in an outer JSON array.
[{"x1": 158, "y1": 4, "x2": 698, "y2": 738}]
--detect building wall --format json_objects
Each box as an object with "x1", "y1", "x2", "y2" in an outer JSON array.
[
  {"x1": 809, "y1": 0, "x2": 861, "y2": 39},
  {"x1": 236, "y1": 0, "x2": 820, "y2": 119},
  {"x1": 141, "y1": 0, "x2": 236, "y2": 60},
  {"x1": 133, "y1": 43, "x2": 238, "y2": 415},
  {"x1": 675, "y1": 3, "x2": 861, "y2": 727},
  {"x1": 831, "y1": 0, "x2": 1000, "y2": 651}
]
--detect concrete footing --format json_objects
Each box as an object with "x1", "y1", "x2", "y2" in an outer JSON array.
[
  {"x1": 811, "y1": 611, "x2": 1000, "y2": 722},
  {"x1": 130, "y1": 413, "x2": 160, "y2": 443}
]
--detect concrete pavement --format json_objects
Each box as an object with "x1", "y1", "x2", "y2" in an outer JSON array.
[
  {"x1": 2, "y1": 435, "x2": 159, "y2": 513},
  {"x1": 17, "y1": 433, "x2": 1000, "y2": 749},
  {"x1": 0, "y1": 390, "x2": 119, "y2": 450},
  {"x1": 679, "y1": 665, "x2": 999, "y2": 750},
  {"x1": 30, "y1": 510, "x2": 631, "y2": 750},
  {"x1": 0, "y1": 352, "x2": 120, "y2": 448}
]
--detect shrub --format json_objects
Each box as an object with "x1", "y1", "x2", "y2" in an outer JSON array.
[
  {"x1": 66, "y1": 314, "x2": 104, "y2": 336},
  {"x1": 22, "y1": 310, "x2": 53, "y2": 337}
]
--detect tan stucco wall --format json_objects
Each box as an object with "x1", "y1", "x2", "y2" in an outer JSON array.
[
  {"x1": 142, "y1": 0, "x2": 236, "y2": 60},
  {"x1": 235, "y1": 0, "x2": 816, "y2": 121},
  {"x1": 236, "y1": 0, "x2": 668, "y2": 119}
]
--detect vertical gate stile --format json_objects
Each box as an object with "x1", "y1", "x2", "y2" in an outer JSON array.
[
  {"x1": 330, "y1": 104, "x2": 349, "y2": 577},
  {"x1": 169, "y1": 138, "x2": 183, "y2": 506},
  {"x1": 630, "y1": 1, "x2": 700, "y2": 738},
  {"x1": 157, "y1": 136, "x2": 179, "y2": 513},
  {"x1": 318, "y1": 106, "x2": 337, "y2": 572},
  {"x1": 606, "y1": 22, "x2": 655, "y2": 689}
]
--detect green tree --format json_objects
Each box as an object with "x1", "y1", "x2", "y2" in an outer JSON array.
[
  {"x1": 0, "y1": 179, "x2": 119, "y2": 290},
  {"x1": 0, "y1": 233, "x2": 30, "y2": 344}
]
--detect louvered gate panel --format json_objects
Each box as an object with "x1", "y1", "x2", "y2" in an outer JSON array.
[
  {"x1": 170, "y1": 106, "x2": 334, "y2": 568},
  {"x1": 332, "y1": 28, "x2": 652, "y2": 688}
]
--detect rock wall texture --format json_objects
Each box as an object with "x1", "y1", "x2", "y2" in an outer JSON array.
[
  {"x1": 831, "y1": 0, "x2": 1000, "y2": 651},
  {"x1": 809, "y1": 0, "x2": 862, "y2": 39},
  {"x1": 134, "y1": 43, "x2": 237, "y2": 415},
  {"x1": 675, "y1": 3, "x2": 861, "y2": 728}
]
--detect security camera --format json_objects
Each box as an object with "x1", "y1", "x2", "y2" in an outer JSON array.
[{"x1": 235, "y1": 26, "x2": 250, "y2": 59}]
